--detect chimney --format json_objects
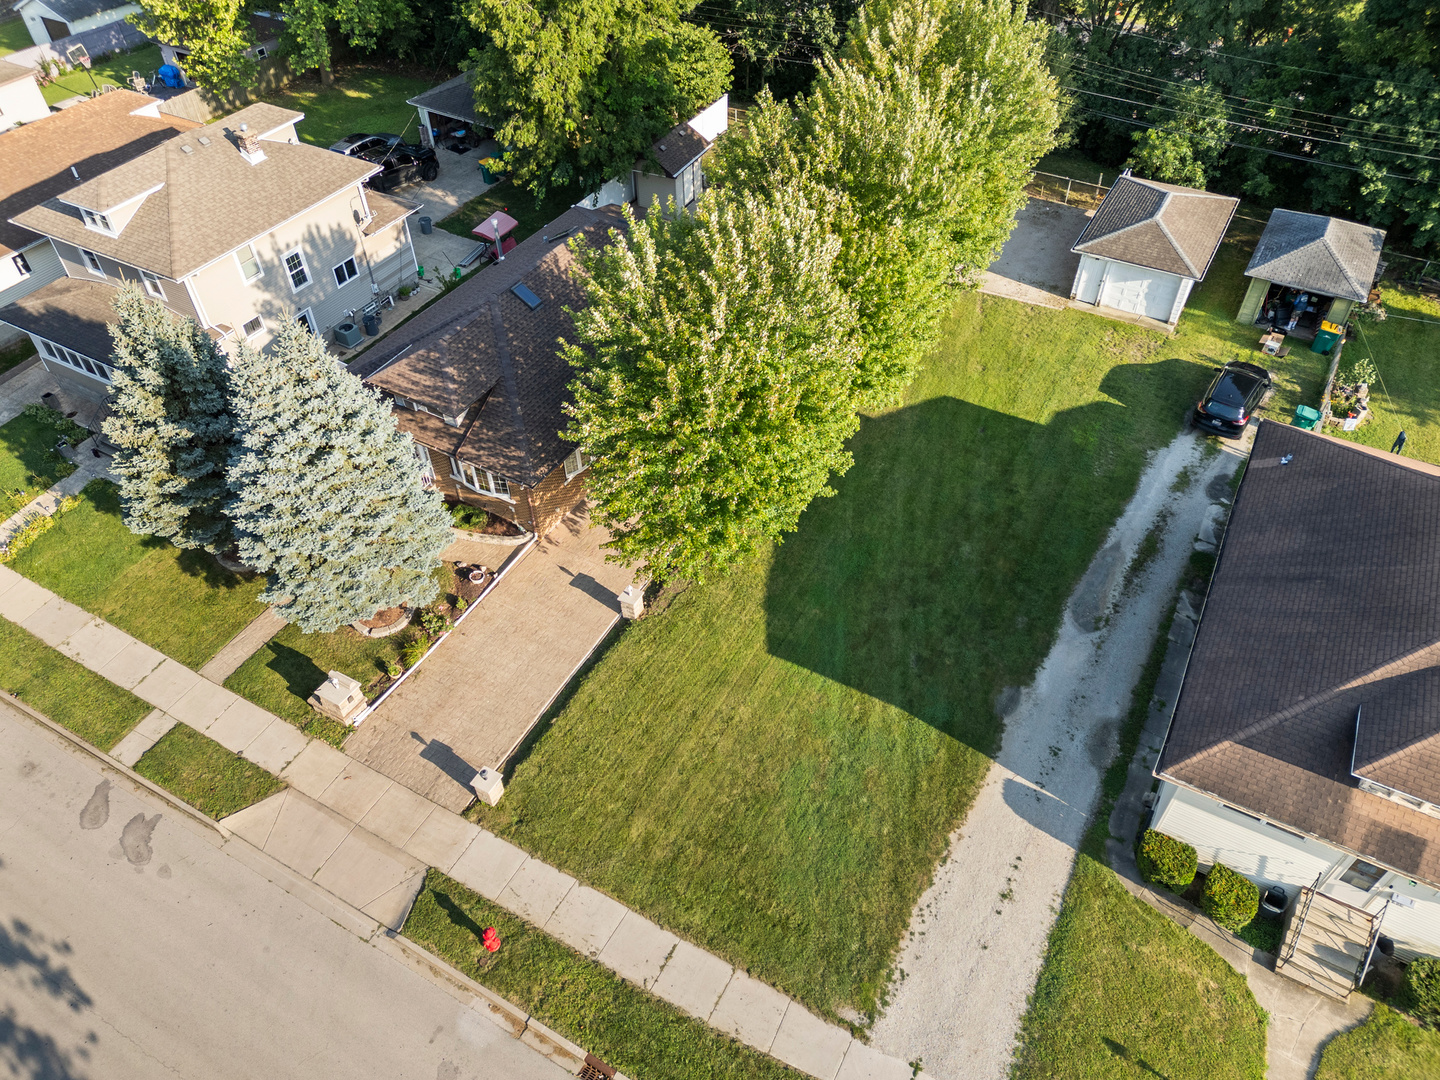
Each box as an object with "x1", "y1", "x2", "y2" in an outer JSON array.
[{"x1": 236, "y1": 121, "x2": 266, "y2": 165}]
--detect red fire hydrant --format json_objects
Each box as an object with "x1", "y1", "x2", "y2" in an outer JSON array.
[{"x1": 482, "y1": 926, "x2": 501, "y2": 952}]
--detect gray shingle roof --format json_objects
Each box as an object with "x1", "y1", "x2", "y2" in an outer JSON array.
[
  {"x1": 1071, "y1": 174, "x2": 1238, "y2": 280},
  {"x1": 406, "y1": 73, "x2": 497, "y2": 128},
  {"x1": 359, "y1": 204, "x2": 624, "y2": 488},
  {"x1": 0, "y1": 59, "x2": 33, "y2": 87},
  {"x1": 10, "y1": 102, "x2": 376, "y2": 279},
  {"x1": 1245, "y1": 210, "x2": 1385, "y2": 303},
  {"x1": 18, "y1": 0, "x2": 127, "y2": 22},
  {"x1": 1156, "y1": 421, "x2": 1440, "y2": 886},
  {"x1": 0, "y1": 274, "x2": 119, "y2": 360}
]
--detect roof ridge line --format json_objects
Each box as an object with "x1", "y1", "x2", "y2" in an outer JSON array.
[
  {"x1": 1166, "y1": 636, "x2": 1440, "y2": 771},
  {"x1": 1152, "y1": 199, "x2": 1200, "y2": 278},
  {"x1": 1321, "y1": 222, "x2": 1367, "y2": 300}
]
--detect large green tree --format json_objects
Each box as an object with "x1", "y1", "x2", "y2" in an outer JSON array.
[
  {"x1": 564, "y1": 191, "x2": 861, "y2": 580},
  {"x1": 465, "y1": 0, "x2": 731, "y2": 194},
  {"x1": 128, "y1": 0, "x2": 256, "y2": 94},
  {"x1": 103, "y1": 288, "x2": 235, "y2": 553},
  {"x1": 1127, "y1": 83, "x2": 1230, "y2": 187},
  {"x1": 710, "y1": 0, "x2": 1059, "y2": 407},
  {"x1": 278, "y1": 0, "x2": 413, "y2": 85},
  {"x1": 226, "y1": 320, "x2": 452, "y2": 631}
]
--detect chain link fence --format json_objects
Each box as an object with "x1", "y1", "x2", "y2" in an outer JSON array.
[{"x1": 1024, "y1": 170, "x2": 1110, "y2": 211}]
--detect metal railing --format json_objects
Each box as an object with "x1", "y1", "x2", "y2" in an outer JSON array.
[
  {"x1": 1280, "y1": 872, "x2": 1324, "y2": 964},
  {"x1": 1356, "y1": 894, "x2": 1392, "y2": 990},
  {"x1": 1025, "y1": 170, "x2": 1110, "y2": 210}
]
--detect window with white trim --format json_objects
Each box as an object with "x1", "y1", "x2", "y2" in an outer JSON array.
[
  {"x1": 140, "y1": 270, "x2": 165, "y2": 299},
  {"x1": 333, "y1": 257, "x2": 359, "y2": 287},
  {"x1": 254, "y1": 44, "x2": 268, "y2": 58},
  {"x1": 562, "y1": 447, "x2": 591, "y2": 481},
  {"x1": 37, "y1": 337, "x2": 111, "y2": 382},
  {"x1": 283, "y1": 248, "x2": 310, "y2": 290},
  {"x1": 80, "y1": 249, "x2": 105, "y2": 276},
  {"x1": 242, "y1": 316, "x2": 264, "y2": 338},
  {"x1": 12, "y1": 252, "x2": 30, "y2": 277},
  {"x1": 295, "y1": 309, "x2": 316, "y2": 334},
  {"x1": 80, "y1": 208, "x2": 114, "y2": 234},
  {"x1": 236, "y1": 243, "x2": 262, "y2": 282},
  {"x1": 449, "y1": 457, "x2": 510, "y2": 499},
  {"x1": 413, "y1": 442, "x2": 435, "y2": 487}
]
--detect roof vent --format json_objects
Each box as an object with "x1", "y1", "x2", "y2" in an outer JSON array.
[
  {"x1": 181, "y1": 144, "x2": 193, "y2": 154},
  {"x1": 511, "y1": 283, "x2": 542, "y2": 310},
  {"x1": 70, "y1": 166, "x2": 79, "y2": 179},
  {"x1": 658, "y1": 143, "x2": 667, "y2": 150},
  {"x1": 198, "y1": 135, "x2": 210, "y2": 146}
]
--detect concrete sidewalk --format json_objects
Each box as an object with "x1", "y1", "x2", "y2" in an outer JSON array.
[
  {"x1": 0, "y1": 562, "x2": 913, "y2": 1080},
  {"x1": 345, "y1": 507, "x2": 635, "y2": 811}
]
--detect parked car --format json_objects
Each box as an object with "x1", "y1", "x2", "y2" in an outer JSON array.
[
  {"x1": 1194, "y1": 361, "x2": 1273, "y2": 438},
  {"x1": 361, "y1": 142, "x2": 440, "y2": 191},
  {"x1": 329, "y1": 132, "x2": 401, "y2": 157}
]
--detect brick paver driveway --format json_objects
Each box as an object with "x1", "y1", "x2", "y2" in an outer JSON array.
[{"x1": 344, "y1": 507, "x2": 636, "y2": 811}]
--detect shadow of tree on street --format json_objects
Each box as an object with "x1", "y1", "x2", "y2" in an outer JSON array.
[{"x1": 0, "y1": 916, "x2": 96, "y2": 1080}]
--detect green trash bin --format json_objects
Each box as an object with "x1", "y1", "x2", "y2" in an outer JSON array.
[
  {"x1": 1311, "y1": 319, "x2": 1343, "y2": 355},
  {"x1": 1294, "y1": 404, "x2": 1322, "y2": 431}
]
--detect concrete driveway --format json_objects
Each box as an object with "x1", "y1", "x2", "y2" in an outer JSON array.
[
  {"x1": 344, "y1": 507, "x2": 636, "y2": 811},
  {"x1": 981, "y1": 198, "x2": 1090, "y2": 309}
]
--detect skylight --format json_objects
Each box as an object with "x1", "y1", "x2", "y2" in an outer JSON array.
[{"x1": 511, "y1": 283, "x2": 542, "y2": 310}]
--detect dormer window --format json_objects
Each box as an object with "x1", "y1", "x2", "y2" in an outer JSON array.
[
  {"x1": 80, "y1": 208, "x2": 114, "y2": 234},
  {"x1": 140, "y1": 270, "x2": 165, "y2": 299}
]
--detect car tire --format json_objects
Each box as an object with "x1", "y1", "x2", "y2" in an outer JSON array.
[{"x1": 421, "y1": 161, "x2": 439, "y2": 182}]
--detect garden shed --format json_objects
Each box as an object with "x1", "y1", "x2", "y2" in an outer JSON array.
[
  {"x1": 407, "y1": 73, "x2": 497, "y2": 151},
  {"x1": 1069, "y1": 172, "x2": 1238, "y2": 327},
  {"x1": 1236, "y1": 209, "x2": 1385, "y2": 335}
]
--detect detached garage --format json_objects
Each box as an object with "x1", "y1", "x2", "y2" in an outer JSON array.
[{"x1": 1069, "y1": 172, "x2": 1237, "y2": 327}]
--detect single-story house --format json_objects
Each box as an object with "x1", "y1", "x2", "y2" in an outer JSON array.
[
  {"x1": 582, "y1": 94, "x2": 729, "y2": 214},
  {"x1": 13, "y1": 0, "x2": 138, "y2": 46},
  {"x1": 0, "y1": 57, "x2": 49, "y2": 130},
  {"x1": 1152, "y1": 420, "x2": 1440, "y2": 998},
  {"x1": 358, "y1": 204, "x2": 623, "y2": 537},
  {"x1": 1236, "y1": 209, "x2": 1385, "y2": 337},
  {"x1": 1069, "y1": 172, "x2": 1238, "y2": 326},
  {"x1": 407, "y1": 72, "x2": 498, "y2": 150},
  {"x1": 160, "y1": 11, "x2": 284, "y2": 75}
]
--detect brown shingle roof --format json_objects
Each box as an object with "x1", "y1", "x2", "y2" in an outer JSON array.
[
  {"x1": 1072, "y1": 174, "x2": 1238, "y2": 280},
  {"x1": 0, "y1": 89, "x2": 199, "y2": 257},
  {"x1": 1157, "y1": 421, "x2": 1440, "y2": 886},
  {"x1": 360, "y1": 204, "x2": 624, "y2": 488},
  {"x1": 644, "y1": 120, "x2": 709, "y2": 177},
  {"x1": 10, "y1": 102, "x2": 375, "y2": 278}
]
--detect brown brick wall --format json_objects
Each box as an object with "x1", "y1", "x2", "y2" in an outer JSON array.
[{"x1": 421, "y1": 445, "x2": 587, "y2": 536}]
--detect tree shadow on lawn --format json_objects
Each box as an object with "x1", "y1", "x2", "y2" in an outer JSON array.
[
  {"x1": 264, "y1": 642, "x2": 329, "y2": 703},
  {"x1": 173, "y1": 548, "x2": 254, "y2": 590},
  {"x1": 764, "y1": 357, "x2": 1206, "y2": 767}
]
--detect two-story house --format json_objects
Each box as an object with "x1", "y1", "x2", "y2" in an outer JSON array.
[
  {"x1": 354, "y1": 204, "x2": 623, "y2": 537},
  {"x1": 0, "y1": 100, "x2": 419, "y2": 396},
  {"x1": 0, "y1": 87, "x2": 198, "y2": 344}
]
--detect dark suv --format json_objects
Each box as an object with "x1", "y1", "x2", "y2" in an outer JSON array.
[
  {"x1": 1194, "y1": 361, "x2": 1273, "y2": 438},
  {"x1": 361, "y1": 142, "x2": 439, "y2": 191},
  {"x1": 329, "y1": 132, "x2": 400, "y2": 156}
]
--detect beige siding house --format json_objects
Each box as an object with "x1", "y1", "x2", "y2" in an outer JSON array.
[
  {"x1": 0, "y1": 59, "x2": 49, "y2": 130},
  {"x1": 0, "y1": 100, "x2": 418, "y2": 395}
]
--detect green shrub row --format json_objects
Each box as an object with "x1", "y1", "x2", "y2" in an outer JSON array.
[
  {"x1": 1201, "y1": 863, "x2": 1260, "y2": 931},
  {"x1": 1137, "y1": 829, "x2": 1197, "y2": 890},
  {"x1": 1405, "y1": 957, "x2": 1440, "y2": 1030}
]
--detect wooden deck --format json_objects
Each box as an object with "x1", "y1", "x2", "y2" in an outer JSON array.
[{"x1": 1275, "y1": 887, "x2": 1375, "y2": 1000}]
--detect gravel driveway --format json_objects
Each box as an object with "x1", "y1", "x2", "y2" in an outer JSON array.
[{"x1": 869, "y1": 429, "x2": 1243, "y2": 1080}]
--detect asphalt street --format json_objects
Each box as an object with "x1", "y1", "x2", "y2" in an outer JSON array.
[{"x1": 0, "y1": 699, "x2": 569, "y2": 1080}]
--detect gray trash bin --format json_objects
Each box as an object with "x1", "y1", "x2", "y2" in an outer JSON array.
[
  {"x1": 419, "y1": 216, "x2": 432, "y2": 235},
  {"x1": 363, "y1": 314, "x2": 380, "y2": 336}
]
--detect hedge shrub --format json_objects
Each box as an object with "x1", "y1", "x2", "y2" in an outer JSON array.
[
  {"x1": 1405, "y1": 957, "x2": 1440, "y2": 1029},
  {"x1": 1137, "y1": 829, "x2": 1198, "y2": 890},
  {"x1": 1201, "y1": 863, "x2": 1259, "y2": 931}
]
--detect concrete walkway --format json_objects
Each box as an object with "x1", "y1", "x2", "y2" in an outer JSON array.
[
  {"x1": 0, "y1": 562, "x2": 912, "y2": 1080},
  {"x1": 871, "y1": 430, "x2": 1244, "y2": 1080},
  {"x1": 0, "y1": 446, "x2": 110, "y2": 547},
  {"x1": 199, "y1": 605, "x2": 287, "y2": 683},
  {"x1": 345, "y1": 507, "x2": 635, "y2": 811}
]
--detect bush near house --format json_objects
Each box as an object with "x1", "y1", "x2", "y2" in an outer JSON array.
[
  {"x1": 1137, "y1": 829, "x2": 1198, "y2": 890},
  {"x1": 1404, "y1": 957, "x2": 1440, "y2": 1030},
  {"x1": 1201, "y1": 863, "x2": 1260, "y2": 931},
  {"x1": 1315, "y1": 1003, "x2": 1440, "y2": 1079}
]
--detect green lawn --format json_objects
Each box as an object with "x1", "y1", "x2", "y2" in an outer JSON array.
[
  {"x1": 1014, "y1": 857, "x2": 1269, "y2": 1080},
  {"x1": 473, "y1": 273, "x2": 1241, "y2": 1020},
  {"x1": 134, "y1": 723, "x2": 283, "y2": 819},
  {"x1": 1316, "y1": 1005, "x2": 1440, "y2": 1080},
  {"x1": 225, "y1": 622, "x2": 401, "y2": 745},
  {"x1": 0, "y1": 18, "x2": 30, "y2": 56},
  {"x1": 0, "y1": 337, "x2": 36, "y2": 377},
  {"x1": 262, "y1": 67, "x2": 437, "y2": 149},
  {"x1": 404, "y1": 871, "x2": 801, "y2": 1080},
  {"x1": 0, "y1": 409, "x2": 78, "y2": 517},
  {"x1": 10, "y1": 480, "x2": 266, "y2": 669},
  {"x1": 40, "y1": 45, "x2": 163, "y2": 105},
  {"x1": 0, "y1": 618, "x2": 150, "y2": 751},
  {"x1": 437, "y1": 178, "x2": 587, "y2": 244}
]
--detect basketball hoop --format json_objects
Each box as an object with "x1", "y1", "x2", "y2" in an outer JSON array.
[{"x1": 66, "y1": 44, "x2": 91, "y2": 70}]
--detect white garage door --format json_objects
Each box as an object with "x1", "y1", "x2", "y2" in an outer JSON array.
[{"x1": 1099, "y1": 263, "x2": 1182, "y2": 322}]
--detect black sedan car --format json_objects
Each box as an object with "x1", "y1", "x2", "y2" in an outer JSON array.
[
  {"x1": 1194, "y1": 360, "x2": 1273, "y2": 438},
  {"x1": 329, "y1": 132, "x2": 401, "y2": 156},
  {"x1": 361, "y1": 142, "x2": 439, "y2": 191}
]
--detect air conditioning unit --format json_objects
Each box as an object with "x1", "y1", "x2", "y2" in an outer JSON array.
[{"x1": 333, "y1": 321, "x2": 364, "y2": 348}]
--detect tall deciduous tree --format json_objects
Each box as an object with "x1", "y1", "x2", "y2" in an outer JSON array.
[
  {"x1": 1127, "y1": 83, "x2": 1230, "y2": 187},
  {"x1": 279, "y1": 0, "x2": 413, "y2": 85},
  {"x1": 227, "y1": 320, "x2": 452, "y2": 632},
  {"x1": 103, "y1": 288, "x2": 235, "y2": 552},
  {"x1": 564, "y1": 191, "x2": 861, "y2": 580},
  {"x1": 465, "y1": 0, "x2": 731, "y2": 194},
  {"x1": 128, "y1": 0, "x2": 256, "y2": 93},
  {"x1": 710, "y1": 0, "x2": 1059, "y2": 407}
]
